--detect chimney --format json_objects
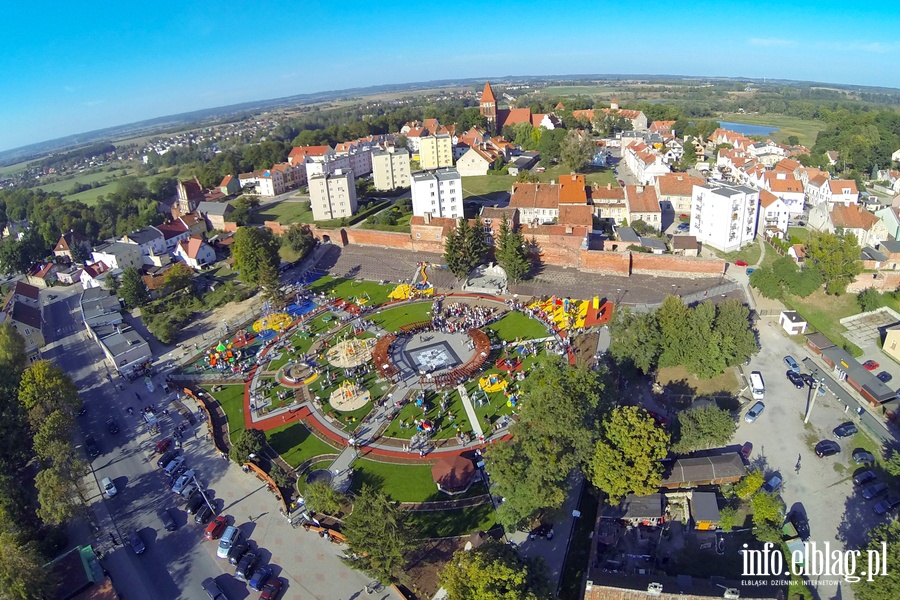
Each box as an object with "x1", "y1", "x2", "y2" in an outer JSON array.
[
  {"x1": 423, "y1": 212, "x2": 432, "y2": 225},
  {"x1": 637, "y1": 185, "x2": 645, "y2": 193},
  {"x1": 607, "y1": 183, "x2": 611, "y2": 190},
  {"x1": 550, "y1": 179, "x2": 556, "y2": 185}
]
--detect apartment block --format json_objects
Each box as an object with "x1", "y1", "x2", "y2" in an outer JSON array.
[
  {"x1": 411, "y1": 168, "x2": 462, "y2": 219},
  {"x1": 689, "y1": 183, "x2": 759, "y2": 253},
  {"x1": 308, "y1": 170, "x2": 358, "y2": 221},
  {"x1": 372, "y1": 147, "x2": 411, "y2": 191},
  {"x1": 418, "y1": 134, "x2": 454, "y2": 170}
]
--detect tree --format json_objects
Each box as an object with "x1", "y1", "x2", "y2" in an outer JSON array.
[
  {"x1": 858, "y1": 289, "x2": 885, "y2": 312},
  {"x1": 589, "y1": 406, "x2": 671, "y2": 502},
  {"x1": 718, "y1": 506, "x2": 737, "y2": 532},
  {"x1": 609, "y1": 310, "x2": 661, "y2": 375},
  {"x1": 230, "y1": 195, "x2": 260, "y2": 226},
  {"x1": 681, "y1": 142, "x2": 698, "y2": 166},
  {"x1": 104, "y1": 272, "x2": 119, "y2": 293},
  {"x1": 18, "y1": 361, "x2": 80, "y2": 428},
  {"x1": 162, "y1": 262, "x2": 193, "y2": 295},
  {"x1": 0, "y1": 323, "x2": 26, "y2": 374},
  {"x1": 303, "y1": 481, "x2": 345, "y2": 515},
  {"x1": 495, "y1": 218, "x2": 531, "y2": 284},
  {"x1": 439, "y1": 540, "x2": 553, "y2": 600},
  {"x1": 342, "y1": 485, "x2": 413, "y2": 583},
  {"x1": 786, "y1": 135, "x2": 801, "y2": 146},
  {"x1": 673, "y1": 405, "x2": 735, "y2": 453},
  {"x1": 710, "y1": 299, "x2": 759, "y2": 370},
  {"x1": 69, "y1": 241, "x2": 90, "y2": 264},
  {"x1": 259, "y1": 259, "x2": 285, "y2": 308},
  {"x1": 284, "y1": 223, "x2": 316, "y2": 259},
  {"x1": 656, "y1": 295, "x2": 691, "y2": 368},
  {"x1": 232, "y1": 226, "x2": 281, "y2": 286},
  {"x1": 0, "y1": 530, "x2": 57, "y2": 600},
  {"x1": 444, "y1": 220, "x2": 470, "y2": 280},
  {"x1": 734, "y1": 470, "x2": 765, "y2": 499},
  {"x1": 466, "y1": 217, "x2": 489, "y2": 268},
  {"x1": 854, "y1": 520, "x2": 900, "y2": 600},
  {"x1": 750, "y1": 491, "x2": 784, "y2": 542},
  {"x1": 806, "y1": 231, "x2": 863, "y2": 295},
  {"x1": 118, "y1": 266, "x2": 149, "y2": 308},
  {"x1": 886, "y1": 450, "x2": 900, "y2": 477},
  {"x1": 559, "y1": 130, "x2": 595, "y2": 172},
  {"x1": 34, "y1": 466, "x2": 83, "y2": 525},
  {"x1": 229, "y1": 428, "x2": 266, "y2": 463}
]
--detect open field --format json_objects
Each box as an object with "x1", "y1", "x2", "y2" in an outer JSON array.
[
  {"x1": 543, "y1": 86, "x2": 622, "y2": 96},
  {"x1": 0, "y1": 160, "x2": 32, "y2": 176},
  {"x1": 717, "y1": 113, "x2": 825, "y2": 147},
  {"x1": 656, "y1": 365, "x2": 741, "y2": 396},
  {"x1": 251, "y1": 200, "x2": 313, "y2": 224},
  {"x1": 783, "y1": 290, "x2": 863, "y2": 356},
  {"x1": 36, "y1": 169, "x2": 123, "y2": 194},
  {"x1": 307, "y1": 275, "x2": 395, "y2": 307},
  {"x1": 461, "y1": 165, "x2": 617, "y2": 200}
]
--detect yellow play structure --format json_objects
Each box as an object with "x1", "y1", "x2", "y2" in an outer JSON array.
[
  {"x1": 388, "y1": 263, "x2": 436, "y2": 300},
  {"x1": 252, "y1": 312, "x2": 292, "y2": 333},
  {"x1": 479, "y1": 373, "x2": 508, "y2": 393},
  {"x1": 528, "y1": 297, "x2": 589, "y2": 331}
]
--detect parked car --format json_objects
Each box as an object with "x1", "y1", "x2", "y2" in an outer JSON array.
[
  {"x1": 105, "y1": 418, "x2": 119, "y2": 434},
  {"x1": 862, "y1": 482, "x2": 889, "y2": 500},
  {"x1": 84, "y1": 435, "x2": 100, "y2": 458},
  {"x1": 788, "y1": 511, "x2": 810, "y2": 540},
  {"x1": 677, "y1": 222, "x2": 690, "y2": 232},
  {"x1": 874, "y1": 497, "x2": 900, "y2": 515},
  {"x1": 740, "y1": 442, "x2": 753, "y2": 462},
  {"x1": 877, "y1": 371, "x2": 893, "y2": 383},
  {"x1": 784, "y1": 356, "x2": 800, "y2": 373},
  {"x1": 786, "y1": 371, "x2": 805, "y2": 389},
  {"x1": 185, "y1": 490, "x2": 206, "y2": 515},
  {"x1": 128, "y1": 531, "x2": 145, "y2": 555},
  {"x1": 228, "y1": 541, "x2": 250, "y2": 565},
  {"x1": 745, "y1": 401, "x2": 765, "y2": 423},
  {"x1": 205, "y1": 516, "x2": 228, "y2": 540},
  {"x1": 101, "y1": 476, "x2": 117, "y2": 497},
  {"x1": 201, "y1": 577, "x2": 226, "y2": 600},
  {"x1": 155, "y1": 438, "x2": 172, "y2": 454},
  {"x1": 746, "y1": 267, "x2": 755, "y2": 276},
  {"x1": 864, "y1": 360, "x2": 880, "y2": 371},
  {"x1": 157, "y1": 508, "x2": 177, "y2": 532},
  {"x1": 195, "y1": 504, "x2": 214, "y2": 525},
  {"x1": 218, "y1": 526, "x2": 242, "y2": 559},
  {"x1": 854, "y1": 470, "x2": 878, "y2": 486},
  {"x1": 179, "y1": 482, "x2": 198, "y2": 499},
  {"x1": 163, "y1": 456, "x2": 186, "y2": 477},
  {"x1": 801, "y1": 373, "x2": 816, "y2": 387},
  {"x1": 815, "y1": 440, "x2": 841, "y2": 457},
  {"x1": 853, "y1": 449, "x2": 875, "y2": 464},
  {"x1": 235, "y1": 551, "x2": 261, "y2": 581},
  {"x1": 172, "y1": 470, "x2": 195, "y2": 494},
  {"x1": 833, "y1": 422, "x2": 859, "y2": 439},
  {"x1": 249, "y1": 565, "x2": 273, "y2": 591},
  {"x1": 763, "y1": 475, "x2": 782, "y2": 493},
  {"x1": 260, "y1": 578, "x2": 284, "y2": 600},
  {"x1": 734, "y1": 259, "x2": 749, "y2": 267},
  {"x1": 157, "y1": 451, "x2": 176, "y2": 469}
]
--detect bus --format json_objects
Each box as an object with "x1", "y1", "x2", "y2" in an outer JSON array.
[{"x1": 749, "y1": 371, "x2": 765, "y2": 400}]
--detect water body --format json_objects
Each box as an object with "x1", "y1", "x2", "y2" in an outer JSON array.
[{"x1": 719, "y1": 121, "x2": 780, "y2": 136}]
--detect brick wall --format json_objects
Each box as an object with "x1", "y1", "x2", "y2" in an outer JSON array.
[
  {"x1": 579, "y1": 250, "x2": 631, "y2": 275},
  {"x1": 264, "y1": 221, "x2": 290, "y2": 235},
  {"x1": 631, "y1": 253, "x2": 725, "y2": 278},
  {"x1": 847, "y1": 271, "x2": 900, "y2": 293}
]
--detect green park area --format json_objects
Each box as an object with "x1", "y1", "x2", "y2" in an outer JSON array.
[
  {"x1": 307, "y1": 275, "x2": 395, "y2": 307},
  {"x1": 251, "y1": 200, "x2": 313, "y2": 225},
  {"x1": 461, "y1": 166, "x2": 617, "y2": 201},
  {"x1": 370, "y1": 302, "x2": 433, "y2": 330},
  {"x1": 487, "y1": 311, "x2": 550, "y2": 341},
  {"x1": 265, "y1": 421, "x2": 341, "y2": 468},
  {"x1": 267, "y1": 313, "x2": 335, "y2": 371}
]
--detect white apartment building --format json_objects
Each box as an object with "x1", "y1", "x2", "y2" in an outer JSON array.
[
  {"x1": 419, "y1": 134, "x2": 454, "y2": 170},
  {"x1": 411, "y1": 168, "x2": 462, "y2": 219},
  {"x1": 372, "y1": 147, "x2": 411, "y2": 191},
  {"x1": 689, "y1": 183, "x2": 760, "y2": 253},
  {"x1": 308, "y1": 170, "x2": 358, "y2": 221}
]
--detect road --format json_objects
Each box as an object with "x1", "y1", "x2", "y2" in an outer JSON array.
[{"x1": 46, "y1": 286, "x2": 399, "y2": 600}]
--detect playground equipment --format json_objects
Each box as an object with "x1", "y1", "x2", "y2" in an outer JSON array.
[
  {"x1": 388, "y1": 262, "x2": 438, "y2": 300},
  {"x1": 209, "y1": 341, "x2": 238, "y2": 368},
  {"x1": 326, "y1": 335, "x2": 376, "y2": 368},
  {"x1": 479, "y1": 373, "x2": 508, "y2": 393},
  {"x1": 328, "y1": 379, "x2": 371, "y2": 412},
  {"x1": 252, "y1": 312, "x2": 292, "y2": 334}
]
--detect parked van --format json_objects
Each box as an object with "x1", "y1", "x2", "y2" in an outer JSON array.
[
  {"x1": 749, "y1": 371, "x2": 765, "y2": 401},
  {"x1": 217, "y1": 526, "x2": 242, "y2": 559}
]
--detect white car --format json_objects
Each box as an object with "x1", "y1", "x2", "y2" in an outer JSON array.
[
  {"x1": 102, "y1": 477, "x2": 117, "y2": 497},
  {"x1": 171, "y1": 470, "x2": 195, "y2": 494}
]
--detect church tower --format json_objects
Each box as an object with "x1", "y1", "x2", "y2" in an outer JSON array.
[{"x1": 479, "y1": 81, "x2": 497, "y2": 130}]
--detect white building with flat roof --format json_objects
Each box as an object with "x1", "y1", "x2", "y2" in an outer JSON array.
[
  {"x1": 308, "y1": 169, "x2": 358, "y2": 221},
  {"x1": 372, "y1": 147, "x2": 411, "y2": 191},
  {"x1": 411, "y1": 168, "x2": 462, "y2": 219},
  {"x1": 689, "y1": 183, "x2": 760, "y2": 253}
]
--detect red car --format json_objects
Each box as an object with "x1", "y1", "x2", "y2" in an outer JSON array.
[
  {"x1": 204, "y1": 516, "x2": 228, "y2": 540},
  {"x1": 646, "y1": 410, "x2": 668, "y2": 425},
  {"x1": 155, "y1": 438, "x2": 172, "y2": 454},
  {"x1": 864, "y1": 360, "x2": 880, "y2": 371},
  {"x1": 260, "y1": 578, "x2": 284, "y2": 600},
  {"x1": 734, "y1": 260, "x2": 749, "y2": 267}
]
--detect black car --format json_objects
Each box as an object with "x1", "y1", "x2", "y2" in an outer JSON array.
[
  {"x1": 815, "y1": 440, "x2": 841, "y2": 457},
  {"x1": 201, "y1": 577, "x2": 226, "y2": 600},
  {"x1": 786, "y1": 370, "x2": 805, "y2": 389},
  {"x1": 852, "y1": 449, "x2": 875, "y2": 464},
  {"x1": 194, "y1": 505, "x2": 214, "y2": 525},
  {"x1": 157, "y1": 451, "x2": 176, "y2": 469},
  {"x1": 833, "y1": 422, "x2": 858, "y2": 439},
  {"x1": 185, "y1": 490, "x2": 206, "y2": 515},
  {"x1": 128, "y1": 530, "x2": 145, "y2": 555},
  {"x1": 106, "y1": 418, "x2": 119, "y2": 434},
  {"x1": 228, "y1": 541, "x2": 250, "y2": 565},
  {"x1": 854, "y1": 470, "x2": 878, "y2": 486},
  {"x1": 862, "y1": 482, "x2": 889, "y2": 500},
  {"x1": 84, "y1": 435, "x2": 100, "y2": 458},
  {"x1": 157, "y1": 508, "x2": 177, "y2": 532},
  {"x1": 801, "y1": 373, "x2": 816, "y2": 387},
  {"x1": 788, "y1": 511, "x2": 810, "y2": 540},
  {"x1": 235, "y1": 551, "x2": 261, "y2": 582},
  {"x1": 874, "y1": 497, "x2": 900, "y2": 515}
]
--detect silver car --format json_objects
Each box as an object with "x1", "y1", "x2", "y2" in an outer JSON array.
[
  {"x1": 745, "y1": 401, "x2": 765, "y2": 423},
  {"x1": 171, "y1": 470, "x2": 195, "y2": 494}
]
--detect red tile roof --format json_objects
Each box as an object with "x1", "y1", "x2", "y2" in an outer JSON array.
[
  {"x1": 498, "y1": 108, "x2": 533, "y2": 128},
  {"x1": 287, "y1": 146, "x2": 331, "y2": 164},
  {"x1": 589, "y1": 183, "x2": 626, "y2": 201},
  {"x1": 829, "y1": 179, "x2": 858, "y2": 195},
  {"x1": 179, "y1": 178, "x2": 205, "y2": 201},
  {"x1": 480, "y1": 82, "x2": 495, "y2": 104},
  {"x1": 155, "y1": 220, "x2": 189, "y2": 240},
  {"x1": 830, "y1": 203, "x2": 878, "y2": 230},
  {"x1": 656, "y1": 173, "x2": 705, "y2": 197},
  {"x1": 14, "y1": 281, "x2": 40, "y2": 300},
  {"x1": 177, "y1": 237, "x2": 207, "y2": 259},
  {"x1": 625, "y1": 186, "x2": 660, "y2": 214},
  {"x1": 808, "y1": 173, "x2": 830, "y2": 187},
  {"x1": 759, "y1": 189, "x2": 781, "y2": 208},
  {"x1": 558, "y1": 204, "x2": 594, "y2": 227},
  {"x1": 766, "y1": 174, "x2": 803, "y2": 194},
  {"x1": 774, "y1": 158, "x2": 801, "y2": 173},
  {"x1": 82, "y1": 261, "x2": 109, "y2": 279},
  {"x1": 510, "y1": 182, "x2": 561, "y2": 210},
  {"x1": 558, "y1": 174, "x2": 588, "y2": 204},
  {"x1": 219, "y1": 174, "x2": 234, "y2": 187}
]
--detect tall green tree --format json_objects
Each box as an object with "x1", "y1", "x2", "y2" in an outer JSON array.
[
  {"x1": 342, "y1": 485, "x2": 414, "y2": 584},
  {"x1": 466, "y1": 217, "x2": 489, "y2": 267},
  {"x1": 118, "y1": 266, "x2": 150, "y2": 308},
  {"x1": 711, "y1": 299, "x2": 759, "y2": 369},
  {"x1": 439, "y1": 540, "x2": 553, "y2": 600},
  {"x1": 609, "y1": 310, "x2": 661, "y2": 375},
  {"x1": 495, "y1": 218, "x2": 531, "y2": 284},
  {"x1": 656, "y1": 295, "x2": 691, "y2": 368},
  {"x1": 806, "y1": 231, "x2": 863, "y2": 295},
  {"x1": 303, "y1": 481, "x2": 346, "y2": 516},
  {"x1": 589, "y1": 406, "x2": 671, "y2": 502},
  {"x1": 18, "y1": 361, "x2": 80, "y2": 427},
  {"x1": 0, "y1": 323, "x2": 26, "y2": 375},
  {"x1": 228, "y1": 428, "x2": 266, "y2": 463},
  {"x1": 232, "y1": 226, "x2": 281, "y2": 286},
  {"x1": 854, "y1": 520, "x2": 900, "y2": 600},
  {"x1": 672, "y1": 405, "x2": 736, "y2": 453},
  {"x1": 283, "y1": 223, "x2": 316, "y2": 258},
  {"x1": 559, "y1": 130, "x2": 596, "y2": 172},
  {"x1": 0, "y1": 530, "x2": 57, "y2": 600}
]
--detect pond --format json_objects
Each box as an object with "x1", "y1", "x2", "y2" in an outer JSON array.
[{"x1": 718, "y1": 121, "x2": 780, "y2": 137}]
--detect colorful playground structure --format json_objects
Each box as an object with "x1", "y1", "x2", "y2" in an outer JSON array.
[
  {"x1": 252, "y1": 312, "x2": 293, "y2": 334},
  {"x1": 527, "y1": 296, "x2": 613, "y2": 333},
  {"x1": 479, "y1": 373, "x2": 508, "y2": 393},
  {"x1": 388, "y1": 262, "x2": 439, "y2": 300}
]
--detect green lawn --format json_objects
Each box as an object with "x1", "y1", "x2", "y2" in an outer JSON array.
[
  {"x1": 307, "y1": 275, "x2": 395, "y2": 307},
  {"x1": 712, "y1": 240, "x2": 762, "y2": 265},
  {"x1": 407, "y1": 503, "x2": 498, "y2": 539},
  {"x1": 252, "y1": 200, "x2": 313, "y2": 225},
  {"x1": 204, "y1": 385, "x2": 247, "y2": 443},
  {"x1": 356, "y1": 212, "x2": 413, "y2": 233},
  {"x1": 487, "y1": 311, "x2": 550, "y2": 342},
  {"x1": 36, "y1": 169, "x2": 119, "y2": 194},
  {"x1": 349, "y1": 459, "x2": 441, "y2": 502},
  {"x1": 717, "y1": 113, "x2": 826, "y2": 148},
  {"x1": 787, "y1": 227, "x2": 809, "y2": 243},
  {"x1": 380, "y1": 390, "x2": 474, "y2": 441},
  {"x1": 370, "y1": 302, "x2": 434, "y2": 331},
  {"x1": 0, "y1": 160, "x2": 31, "y2": 176},
  {"x1": 266, "y1": 421, "x2": 341, "y2": 468},
  {"x1": 267, "y1": 314, "x2": 335, "y2": 370},
  {"x1": 461, "y1": 166, "x2": 618, "y2": 201},
  {"x1": 782, "y1": 289, "x2": 863, "y2": 356}
]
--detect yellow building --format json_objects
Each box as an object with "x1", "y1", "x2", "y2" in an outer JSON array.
[
  {"x1": 3, "y1": 301, "x2": 44, "y2": 357},
  {"x1": 418, "y1": 133, "x2": 453, "y2": 170},
  {"x1": 883, "y1": 325, "x2": 900, "y2": 363}
]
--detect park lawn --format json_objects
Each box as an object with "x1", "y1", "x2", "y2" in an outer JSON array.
[
  {"x1": 536, "y1": 164, "x2": 617, "y2": 188},
  {"x1": 356, "y1": 212, "x2": 413, "y2": 233},
  {"x1": 349, "y1": 459, "x2": 440, "y2": 502},
  {"x1": 252, "y1": 200, "x2": 313, "y2": 225},
  {"x1": 787, "y1": 227, "x2": 809, "y2": 243},
  {"x1": 370, "y1": 302, "x2": 434, "y2": 331},
  {"x1": 782, "y1": 289, "x2": 863, "y2": 356},
  {"x1": 266, "y1": 421, "x2": 341, "y2": 468},
  {"x1": 307, "y1": 275, "x2": 395, "y2": 307},
  {"x1": 460, "y1": 175, "x2": 515, "y2": 200},
  {"x1": 713, "y1": 240, "x2": 762, "y2": 265},
  {"x1": 66, "y1": 170, "x2": 178, "y2": 205},
  {"x1": 717, "y1": 113, "x2": 826, "y2": 148},
  {"x1": 655, "y1": 365, "x2": 741, "y2": 396},
  {"x1": 380, "y1": 389, "x2": 474, "y2": 441},
  {"x1": 487, "y1": 311, "x2": 549, "y2": 342},
  {"x1": 267, "y1": 313, "x2": 337, "y2": 371},
  {"x1": 760, "y1": 242, "x2": 781, "y2": 270},
  {"x1": 406, "y1": 503, "x2": 498, "y2": 539},
  {"x1": 204, "y1": 385, "x2": 247, "y2": 443}
]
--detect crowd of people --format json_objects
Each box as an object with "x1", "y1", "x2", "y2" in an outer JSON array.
[{"x1": 431, "y1": 300, "x2": 501, "y2": 332}]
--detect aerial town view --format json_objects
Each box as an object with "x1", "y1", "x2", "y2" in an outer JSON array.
[{"x1": 1, "y1": 4, "x2": 900, "y2": 600}]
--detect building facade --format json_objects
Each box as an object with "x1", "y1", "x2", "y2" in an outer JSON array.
[
  {"x1": 689, "y1": 183, "x2": 760, "y2": 252},
  {"x1": 372, "y1": 147, "x2": 411, "y2": 191},
  {"x1": 411, "y1": 168, "x2": 463, "y2": 219},
  {"x1": 308, "y1": 170, "x2": 358, "y2": 221},
  {"x1": 418, "y1": 134, "x2": 454, "y2": 170}
]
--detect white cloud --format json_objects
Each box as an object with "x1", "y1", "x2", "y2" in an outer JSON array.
[{"x1": 748, "y1": 38, "x2": 797, "y2": 47}]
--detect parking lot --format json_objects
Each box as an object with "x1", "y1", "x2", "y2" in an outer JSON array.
[{"x1": 738, "y1": 318, "x2": 894, "y2": 600}]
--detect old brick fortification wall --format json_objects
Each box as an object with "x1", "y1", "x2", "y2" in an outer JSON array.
[
  {"x1": 847, "y1": 271, "x2": 900, "y2": 293},
  {"x1": 632, "y1": 253, "x2": 725, "y2": 278},
  {"x1": 579, "y1": 250, "x2": 631, "y2": 275}
]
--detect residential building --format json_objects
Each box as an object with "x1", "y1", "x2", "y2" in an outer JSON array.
[
  {"x1": 154, "y1": 220, "x2": 191, "y2": 252},
  {"x1": 411, "y1": 168, "x2": 463, "y2": 219},
  {"x1": 196, "y1": 201, "x2": 236, "y2": 230},
  {"x1": 509, "y1": 175, "x2": 589, "y2": 226},
  {"x1": 12, "y1": 281, "x2": 40, "y2": 307},
  {"x1": 808, "y1": 203, "x2": 887, "y2": 247},
  {"x1": 174, "y1": 237, "x2": 216, "y2": 270},
  {"x1": 759, "y1": 190, "x2": 790, "y2": 238},
  {"x1": 875, "y1": 206, "x2": 900, "y2": 240},
  {"x1": 26, "y1": 263, "x2": 57, "y2": 288},
  {"x1": 590, "y1": 183, "x2": 627, "y2": 224},
  {"x1": 80, "y1": 286, "x2": 123, "y2": 328},
  {"x1": 624, "y1": 185, "x2": 662, "y2": 231},
  {"x1": 690, "y1": 183, "x2": 760, "y2": 253},
  {"x1": 53, "y1": 230, "x2": 92, "y2": 261},
  {"x1": 670, "y1": 235, "x2": 699, "y2": 256},
  {"x1": 371, "y1": 147, "x2": 411, "y2": 191},
  {"x1": 822, "y1": 179, "x2": 860, "y2": 206},
  {"x1": 623, "y1": 142, "x2": 670, "y2": 184},
  {"x1": 2, "y1": 301, "x2": 43, "y2": 357},
  {"x1": 175, "y1": 177, "x2": 205, "y2": 214},
  {"x1": 2, "y1": 219, "x2": 29, "y2": 240},
  {"x1": 178, "y1": 212, "x2": 208, "y2": 237},
  {"x1": 218, "y1": 174, "x2": 241, "y2": 196},
  {"x1": 892, "y1": 148, "x2": 900, "y2": 163},
  {"x1": 80, "y1": 261, "x2": 110, "y2": 289},
  {"x1": 91, "y1": 241, "x2": 143, "y2": 271},
  {"x1": 56, "y1": 265, "x2": 83, "y2": 285},
  {"x1": 884, "y1": 324, "x2": 900, "y2": 363},
  {"x1": 288, "y1": 145, "x2": 334, "y2": 166},
  {"x1": 456, "y1": 145, "x2": 500, "y2": 176},
  {"x1": 419, "y1": 134, "x2": 454, "y2": 170},
  {"x1": 308, "y1": 170, "x2": 358, "y2": 221},
  {"x1": 655, "y1": 173, "x2": 705, "y2": 217},
  {"x1": 763, "y1": 171, "x2": 805, "y2": 213},
  {"x1": 79, "y1": 288, "x2": 151, "y2": 375},
  {"x1": 122, "y1": 226, "x2": 166, "y2": 258}
]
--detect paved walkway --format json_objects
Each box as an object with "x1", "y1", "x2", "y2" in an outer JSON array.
[{"x1": 457, "y1": 384, "x2": 484, "y2": 438}]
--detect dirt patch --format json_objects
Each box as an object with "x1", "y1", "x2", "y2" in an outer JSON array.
[
  {"x1": 402, "y1": 537, "x2": 468, "y2": 599},
  {"x1": 572, "y1": 332, "x2": 599, "y2": 366},
  {"x1": 656, "y1": 365, "x2": 740, "y2": 396}
]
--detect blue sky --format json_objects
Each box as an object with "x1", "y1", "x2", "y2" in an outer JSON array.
[{"x1": 1, "y1": 0, "x2": 898, "y2": 152}]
